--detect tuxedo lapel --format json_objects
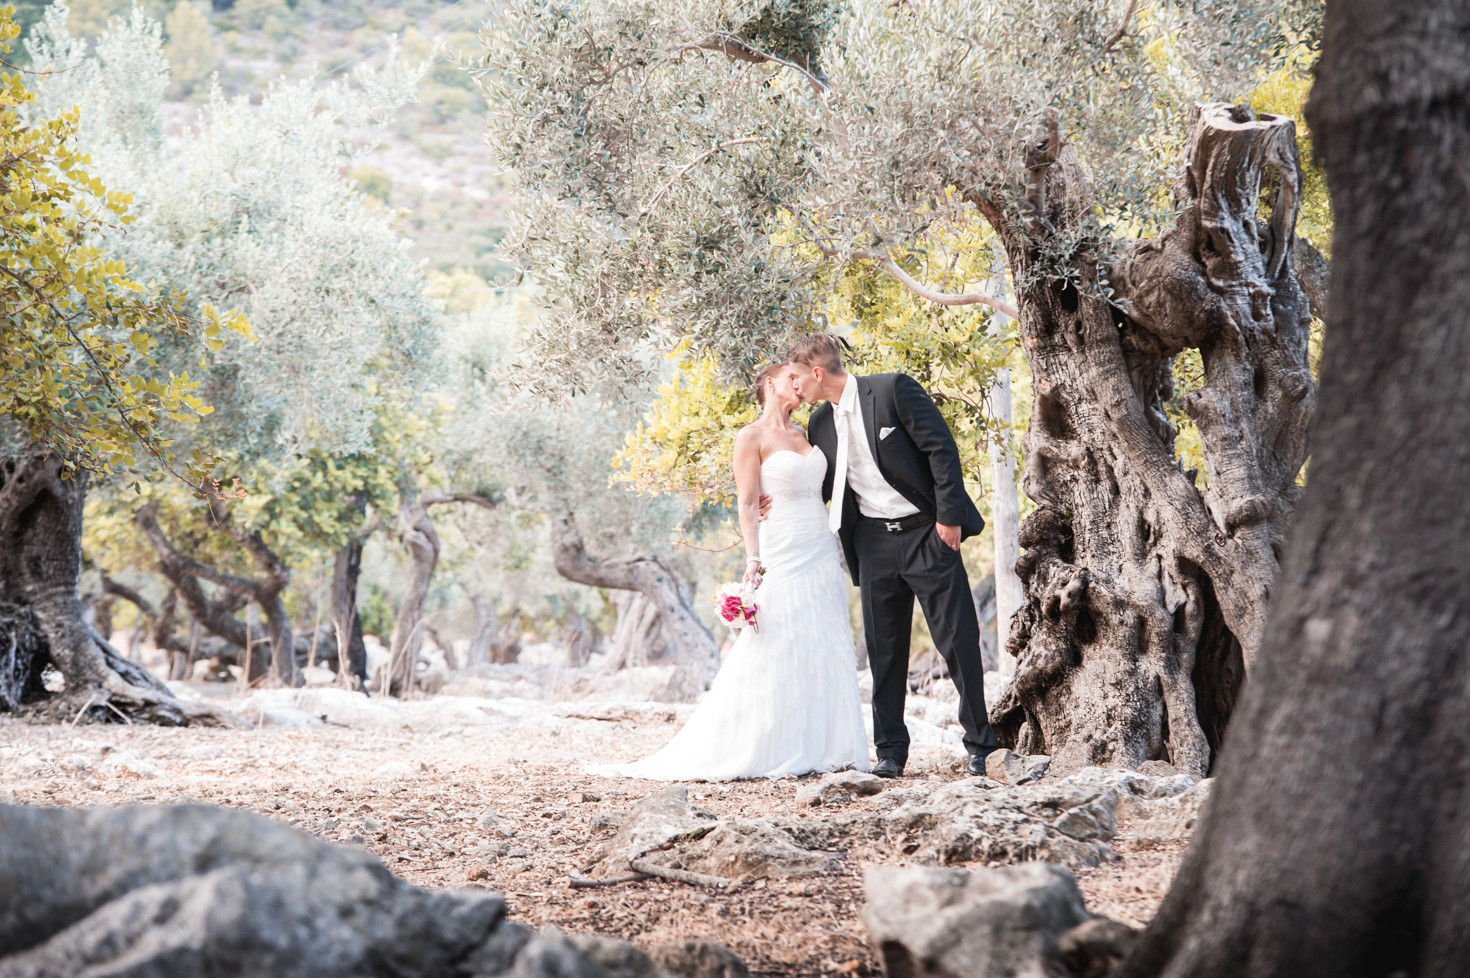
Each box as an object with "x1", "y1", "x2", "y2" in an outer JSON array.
[{"x1": 859, "y1": 377, "x2": 881, "y2": 466}]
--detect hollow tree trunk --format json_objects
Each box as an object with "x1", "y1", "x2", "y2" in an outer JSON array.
[
  {"x1": 1117, "y1": 3, "x2": 1470, "y2": 973},
  {"x1": 330, "y1": 534, "x2": 368, "y2": 690},
  {"x1": 551, "y1": 510, "x2": 718, "y2": 702},
  {"x1": 0, "y1": 454, "x2": 226, "y2": 724},
  {"x1": 980, "y1": 101, "x2": 1315, "y2": 777}
]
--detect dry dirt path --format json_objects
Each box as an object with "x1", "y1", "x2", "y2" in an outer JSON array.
[{"x1": 0, "y1": 683, "x2": 1184, "y2": 976}]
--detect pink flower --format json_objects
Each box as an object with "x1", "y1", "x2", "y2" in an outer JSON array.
[{"x1": 713, "y1": 581, "x2": 759, "y2": 629}]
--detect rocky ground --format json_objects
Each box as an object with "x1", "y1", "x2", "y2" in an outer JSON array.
[{"x1": 0, "y1": 666, "x2": 1198, "y2": 976}]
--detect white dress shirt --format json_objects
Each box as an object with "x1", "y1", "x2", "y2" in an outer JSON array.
[{"x1": 832, "y1": 373, "x2": 919, "y2": 524}]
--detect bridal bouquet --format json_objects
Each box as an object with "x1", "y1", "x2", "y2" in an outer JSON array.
[{"x1": 714, "y1": 582, "x2": 759, "y2": 630}]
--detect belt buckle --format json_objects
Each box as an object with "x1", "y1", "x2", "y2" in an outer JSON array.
[{"x1": 884, "y1": 520, "x2": 903, "y2": 532}]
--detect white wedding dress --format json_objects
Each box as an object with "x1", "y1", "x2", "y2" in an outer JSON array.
[{"x1": 591, "y1": 447, "x2": 870, "y2": 781}]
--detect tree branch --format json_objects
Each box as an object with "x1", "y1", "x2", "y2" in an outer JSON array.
[
  {"x1": 795, "y1": 215, "x2": 1021, "y2": 318},
  {"x1": 1101, "y1": 0, "x2": 1140, "y2": 54},
  {"x1": 420, "y1": 489, "x2": 500, "y2": 511},
  {"x1": 692, "y1": 33, "x2": 827, "y2": 93},
  {"x1": 642, "y1": 138, "x2": 763, "y2": 216},
  {"x1": 134, "y1": 503, "x2": 260, "y2": 594}
]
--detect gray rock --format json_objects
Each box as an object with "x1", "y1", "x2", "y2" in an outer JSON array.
[
  {"x1": 794, "y1": 770, "x2": 885, "y2": 808},
  {"x1": 800, "y1": 777, "x2": 1121, "y2": 867},
  {"x1": 0, "y1": 803, "x2": 693, "y2": 978},
  {"x1": 1057, "y1": 918, "x2": 1138, "y2": 978},
  {"x1": 507, "y1": 929, "x2": 609, "y2": 978},
  {"x1": 648, "y1": 941, "x2": 750, "y2": 978},
  {"x1": 565, "y1": 930, "x2": 669, "y2": 978},
  {"x1": 984, "y1": 749, "x2": 1051, "y2": 785},
  {"x1": 642, "y1": 819, "x2": 836, "y2": 880},
  {"x1": 581, "y1": 786, "x2": 717, "y2": 880},
  {"x1": 862, "y1": 863, "x2": 1092, "y2": 978},
  {"x1": 0, "y1": 803, "x2": 506, "y2": 978},
  {"x1": 1115, "y1": 778, "x2": 1213, "y2": 843},
  {"x1": 462, "y1": 922, "x2": 535, "y2": 976}
]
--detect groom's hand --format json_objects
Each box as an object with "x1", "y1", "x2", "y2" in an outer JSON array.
[
  {"x1": 758, "y1": 493, "x2": 773, "y2": 520},
  {"x1": 936, "y1": 523, "x2": 962, "y2": 550}
]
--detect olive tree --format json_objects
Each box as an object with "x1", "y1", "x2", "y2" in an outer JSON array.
[
  {"x1": 0, "y1": 6, "x2": 251, "y2": 724},
  {"x1": 477, "y1": 0, "x2": 1323, "y2": 774},
  {"x1": 26, "y1": 5, "x2": 441, "y2": 689},
  {"x1": 1114, "y1": 0, "x2": 1470, "y2": 971},
  {"x1": 435, "y1": 294, "x2": 722, "y2": 699}
]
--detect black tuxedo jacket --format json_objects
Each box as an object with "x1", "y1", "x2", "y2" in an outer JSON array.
[{"x1": 807, "y1": 373, "x2": 985, "y2": 586}]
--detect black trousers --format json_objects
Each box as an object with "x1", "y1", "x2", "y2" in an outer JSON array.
[{"x1": 856, "y1": 516, "x2": 997, "y2": 764}]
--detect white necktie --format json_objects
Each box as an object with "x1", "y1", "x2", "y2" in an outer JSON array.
[{"x1": 828, "y1": 406, "x2": 850, "y2": 534}]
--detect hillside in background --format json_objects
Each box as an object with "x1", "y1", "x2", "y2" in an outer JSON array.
[{"x1": 13, "y1": 0, "x2": 508, "y2": 281}]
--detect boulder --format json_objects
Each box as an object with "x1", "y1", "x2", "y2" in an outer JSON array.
[
  {"x1": 794, "y1": 770, "x2": 885, "y2": 807},
  {"x1": 580, "y1": 786, "x2": 717, "y2": 879},
  {"x1": 564, "y1": 930, "x2": 669, "y2": 978},
  {"x1": 1115, "y1": 778, "x2": 1213, "y2": 843},
  {"x1": 0, "y1": 802, "x2": 507, "y2": 977},
  {"x1": 862, "y1": 863, "x2": 1094, "y2": 978},
  {"x1": 586, "y1": 768, "x2": 1207, "y2": 891},
  {"x1": 648, "y1": 941, "x2": 750, "y2": 978},
  {"x1": 799, "y1": 777, "x2": 1121, "y2": 867},
  {"x1": 0, "y1": 802, "x2": 721, "y2": 978},
  {"x1": 641, "y1": 819, "x2": 837, "y2": 880},
  {"x1": 984, "y1": 749, "x2": 1051, "y2": 785}
]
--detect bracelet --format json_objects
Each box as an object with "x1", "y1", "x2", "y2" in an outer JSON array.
[{"x1": 746, "y1": 556, "x2": 761, "y2": 564}]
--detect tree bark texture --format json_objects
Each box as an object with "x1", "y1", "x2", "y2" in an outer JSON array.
[
  {"x1": 383, "y1": 489, "x2": 497, "y2": 697},
  {"x1": 1117, "y1": 2, "x2": 1470, "y2": 973},
  {"x1": 551, "y1": 510, "x2": 719, "y2": 702},
  {"x1": 605, "y1": 590, "x2": 673, "y2": 670},
  {"x1": 0, "y1": 454, "x2": 225, "y2": 724},
  {"x1": 469, "y1": 596, "x2": 521, "y2": 666},
  {"x1": 330, "y1": 535, "x2": 369, "y2": 690},
  {"x1": 982, "y1": 102, "x2": 1315, "y2": 777},
  {"x1": 385, "y1": 491, "x2": 440, "y2": 698}
]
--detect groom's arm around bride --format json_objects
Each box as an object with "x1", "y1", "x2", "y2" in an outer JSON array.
[{"x1": 786, "y1": 335, "x2": 997, "y2": 778}]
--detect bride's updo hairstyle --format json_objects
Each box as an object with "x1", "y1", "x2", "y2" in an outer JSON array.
[{"x1": 754, "y1": 362, "x2": 786, "y2": 408}]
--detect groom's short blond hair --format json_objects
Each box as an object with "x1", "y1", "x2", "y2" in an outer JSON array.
[{"x1": 787, "y1": 334, "x2": 843, "y2": 373}]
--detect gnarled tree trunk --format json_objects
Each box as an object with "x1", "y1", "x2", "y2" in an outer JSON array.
[
  {"x1": 385, "y1": 489, "x2": 497, "y2": 697},
  {"x1": 134, "y1": 503, "x2": 290, "y2": 686},
  {"x1": 551, "y1": 510, "x2": 718, "y2": 702},
  {"x1": 385, "y1": 491, "x2": 439, "y2": 698},
  {"x1": 1117, "y1": 2, "x2": 1470, "y2": 972},
  {"x1": 604, "y1": 590, "x2": 671, "y2": 670},
  {"x1": 0, "y1": 453, "x2": 229, "y2": 724},
  {"x1": 984, "y1": 101, "x2": 1315, "y2": 777},
  {"x1": 330, "y1": 532, "x2": 369, "y2": 690}
]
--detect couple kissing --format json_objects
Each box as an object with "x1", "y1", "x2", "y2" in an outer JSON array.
[{"x1": 591, "y1": 334, "x2": 997, "y2": 782}]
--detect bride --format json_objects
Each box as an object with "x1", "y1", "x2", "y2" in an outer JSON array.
[{"x1": 591, "y1": 362, "x2": 870, "y2": 781}]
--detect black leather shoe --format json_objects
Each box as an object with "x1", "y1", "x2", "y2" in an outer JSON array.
[
  {"x1": 873, "y1": 757, "x2": 904, "y2": 779},
  {"x1": 967, "y1": 752, "x2": 993, "y2": 776}
]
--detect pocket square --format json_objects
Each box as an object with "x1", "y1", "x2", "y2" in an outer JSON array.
[{"x1": 879, "y1": 426, "x2": 896, "y2": 440}]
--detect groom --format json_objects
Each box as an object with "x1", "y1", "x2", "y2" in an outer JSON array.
[{"x1": 786, "y1": 335, "x2": 997, "y2": 778}]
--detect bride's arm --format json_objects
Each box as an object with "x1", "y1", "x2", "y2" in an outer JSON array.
[{"x1": 732, "y1": 429, "x2": 763, "y2": 586}]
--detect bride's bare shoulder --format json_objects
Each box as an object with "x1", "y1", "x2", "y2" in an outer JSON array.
[{"x1": 733, "y1": 425, "x2": 765, "y2": 454}]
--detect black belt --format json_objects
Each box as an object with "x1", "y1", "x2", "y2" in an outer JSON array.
[{"x1": 859, "y1": 512, "x2": 933, "y2": 533}]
